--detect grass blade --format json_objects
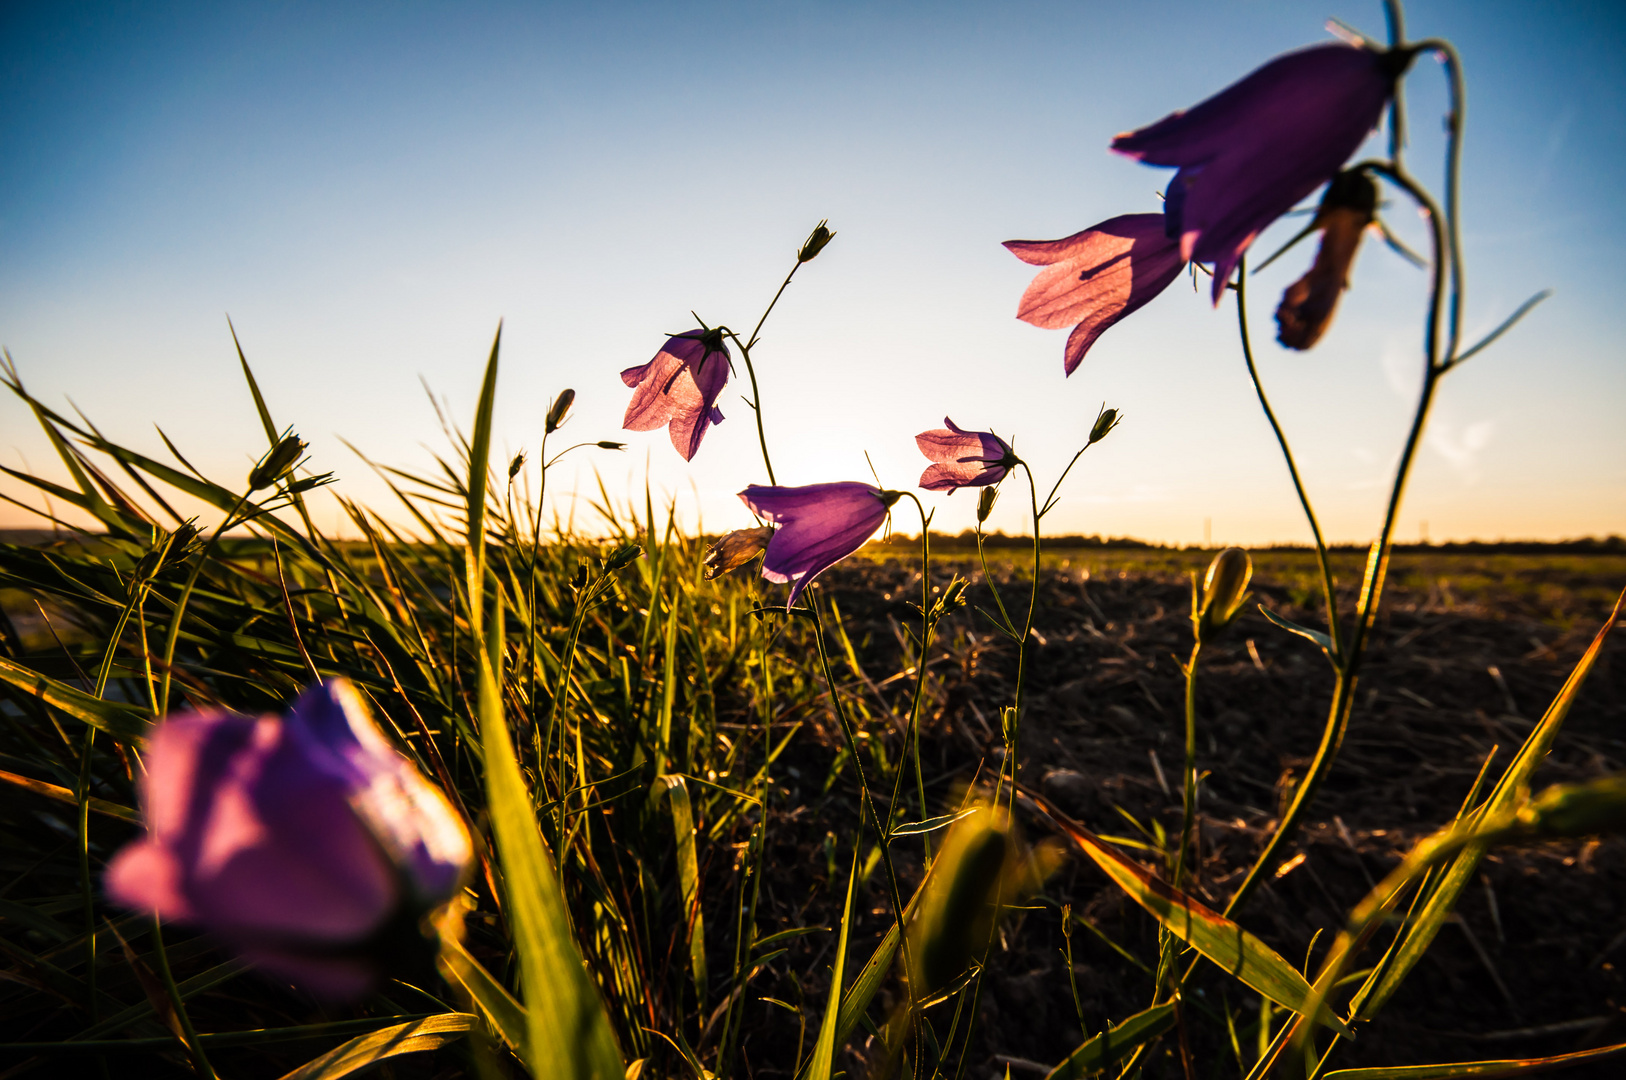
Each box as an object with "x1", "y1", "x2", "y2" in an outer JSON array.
[
  {"x1": 274, "y1": 1014, "x2": 476, "y2": 1080},
  {"x1": 439, "y1": 936, "x2": 530, "y2": 1060},
  {"x1": 1019, "y1": 789, "x2": 1351, "y2": 1037},
  {"x1": 0, "y1": 655, "x2": 150, "y2": 741},
  {"x1": 1045, "y1": 1002, "x2": 1177, "y2": 1080},
  {"x1": 465, "y1": 323, "x2": 501, "y2": 636},
  {"x1": 653, "y1": 774, "x2": 708, "y2": 1003},
  {"x1": 807, "y1": 847, "x2": 860, "y2": 1080},
  {"x1": 1322, "y1": 1039, "x2": 1626, "y2": 1079},
  {"x1": 478, "y1": 596, "x2": 623, "y2": 1079}
]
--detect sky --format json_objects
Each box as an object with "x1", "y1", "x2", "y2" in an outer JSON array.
[{"x1": 2, "y1": 0, "x2": 1623, "y2": 546}]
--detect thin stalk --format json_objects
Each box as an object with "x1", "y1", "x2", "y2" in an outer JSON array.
[
  {"x1": 1000, "y1": 463, "x2": 1044, "y2": 814},
  {"x1": 1225, "y1": 159, "x2": 1450, "y2": 919},
  {"x1": 157, "y1": 491, "x2": 252, "y2": 718},
  {"x1": 728, "y1": 258, "x2": 806, "y2": 486},
  {"x1": 151, "y1": 916, "x2": 218, "y2": 1080},
  {"x1": 1173, "y1": 641, "x2": 1202, "y2": 889},
  {"x1": 884, "y1": 493, "x2": 934, "y2": 841},
  {"x1": 1234, "y1": 260, "x2": 1343, "y2": 658}
]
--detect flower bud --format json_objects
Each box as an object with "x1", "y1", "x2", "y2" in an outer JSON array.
[
  {"x1": 703, "y1": 526, "x2": 774, "y2": 580},
  {"x1": 283, "y1": 472, "x2": 335, "y2": 495},
  {"x1": 507, "y1": 452, "x2": 527, "y2": 481},
  {"x1": 597, "y1": 440, "x2": 627, "y2": 450},
  {"x1": 976, "y1": 486, "x2": 998, "y2": 523},
  {"x1": 1089, "y1": 407, "x2": 1119, "y2": 445},
  {"x1": 798, "y1": 220, "x2": 836, "y2": 263},
  {"x1": 1195, "y1": 547, "x2": 1252, "y2": 642},
  {"x1": 545, "y1": 389, "x2": 575, "y2": 433},
  {"x1": 248, "y1": 435, "x2": 307, "y2": 491},
  {"x1": 603, "y1": 542, "x2": 643, "y2": 572}
]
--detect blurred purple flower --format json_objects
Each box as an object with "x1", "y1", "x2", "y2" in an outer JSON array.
[
  {"x1": 105, "y1": 679, "x2": 471, "y2": 1001},
  {"x1": 1005, "y1": 214, "x2": 1186, "y2": 375},
  {"x1": 621, "y1": 327, "x2": 730, "y2": 461},
  {"x1": 1112, "y1": 42, "x2": 1402, "y2": 303},
  {"x1": 739, "y1": 482, "x2": 899, "y2": 607},
  {"x1": 916, "y1": 418, "x2": 1016, "y2": 492}
]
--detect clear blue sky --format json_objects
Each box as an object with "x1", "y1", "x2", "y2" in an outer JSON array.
[{"x1": 3, "y1": 0, "x2": 1622, "y2": 544}]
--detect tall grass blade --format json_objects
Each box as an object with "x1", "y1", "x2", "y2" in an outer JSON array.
[
  {"x1": 274, "y1": 1014, "x2": 476, "y2": 1080},
  {"x1": 807, "y1": 847, "x2": 860, "y2": 1080},
  {"x1": 1019, "y1": 789, "x2": 1351, "y2": 1037},
  {"x1": 1321, "y1": 1039, "x2": 1626, "y2": 1079},
  {"x1": 465, "y1": 323, "x2": 502, "y2": 636},
  {"x1": 0, "y1": 655, "x2": 150, "y2": 741},
  {"x1": 1359, "y1": 587, "x2": 1625, "y2": 1017},
  {"x1": 654, "y1": 774, "x2": 708, "y2": 1002},
  {"x1": 439, "y1": 935, "x2": 530, "y2": 1060},
  {"x1": 1044, "y1": 1002, "x2": 1177, "y2": 1080},
  {"x1": 478, "y1": 596, "x2": 623, "y2": 1079}
]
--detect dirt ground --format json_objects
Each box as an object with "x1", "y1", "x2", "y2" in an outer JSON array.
[{"x1": 732, "y1": 550, "x2": 1626, "y2": 1079}]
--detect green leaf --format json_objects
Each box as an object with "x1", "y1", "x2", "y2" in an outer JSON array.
[
  {"x1": 1323, "y1": 1039, "x2": 1626, "y2": 1079},
  {"x1": 0, "y1": 655, "x2": 150, "y2": 742},
  {"x1": 807, "y1": 847, "x2": 859, "y2": 1080},
  {"x1": 478, "y1": 596, "x2": 623, "y2": 1079},
  {"x1": 652, "y1": 775, "x2": 708, "y2": 1002},
  {"x1": 1259, "y1": 605, "x2": 1333, "y2": 654},
  {"x1": 439, "y1": 935, "x2": 529, "y2": 1061},
  {"x1": 1021, "y1": 790, "x2": 1351, "y2": 1038},
  {"x1": 890, "y1": 806, "x2": 979, "y2": 838},
  {"x1": 465, "y1": 323, "x2": 501, "y2": 637},
  {"x1": 1358, "y1": 587, "x2": 1625, "y2": 1018},
  {"x1": 274, "y1": 1014, "x2": 475, "y2": 1080},
  {"x1": 1045, "y1": 1002, "x2": 1177, "y2": 1080},
  {"x1": 228, "y1": 317, "x2": 281, "y2": 448}
]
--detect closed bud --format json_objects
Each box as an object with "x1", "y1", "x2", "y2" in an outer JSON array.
[
  {"x1": 976, "y1": 486, "x2": 998, "y2": 523},
  {"x1": 704, "y1": 526, "x2": 774, "y2": 580},
  {"x1": 545, "y1": 389, "x2": 575, "y2": 433},
  {"x1": 603, "y1": 542, "x2": 643, "y2": 572},
  {"x1": 507, "y1": 452, "x2": 527, "y2": 481},
  {"x1": 284, "y1": 472, "x2": 334, "y2": 495},
  {"x1": 798, "y1": 220, "x2": 836, "y2": 263},
  {"x1": 249, "y1": 435, "x2": 307, "y2": 491},
  {"x1": 1195, "y1": 547, "x2": 1252, "y2": 642},
  {"x1": 1517, "y1": 773, "x2": 1626, "y2": 839},
  {"x1": 597, "y1": 440, "x2": 627, "y2": 450},
  {"x1": 1089, "y1": 407, "x2": 1119, "y2": 445}
]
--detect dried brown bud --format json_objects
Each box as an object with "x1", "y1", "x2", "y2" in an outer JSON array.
[
  {"x1": 703, "y1": 526, "x2": 775, "y2": 580},
  {"x1": 603, "y1": 542, "x2": 643, "y2": 572},
  {"x1": 1276, "y1": 170, "x2": 1378, "y2": 351},
  {"x1": 596, "y1": 441, "x2": 627, "y2": 450},
  {"x1": 507, "y1": 452, "x2": 527, "y2": 480},
  {"x1": 545, "y1": 389, "x2": 575, "y2": 433},
  {"x1": 798, "y1": 220, "x2": 836, "y2": 263}
]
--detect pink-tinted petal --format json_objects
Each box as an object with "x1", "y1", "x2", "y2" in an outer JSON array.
[
  {"x1": 1005, "y1": 214, "x2": 1186, "y2": 374},
  {"x1": 621, "y1": 332, "x2": 730, "y2": 460},
  {"x1": 914, "y1": 417, "x2": 1011, "y2": 491}
]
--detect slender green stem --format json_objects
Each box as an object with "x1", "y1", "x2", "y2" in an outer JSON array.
[
  {"x1": 150, "y1": 917, "x2": 218, "y2": 1080},
  {"x1": 1173, "y1": 641, "x2": 1202, "y2": 890},
  {"x1": 158, "y1": 491, "x2": 252, "y2": 717},
  {"x1": 1226, "y1": 159, "x2": 1450, "y2": 920},
  {"x1": 884, "y1": 493, "x2": 935, "y2": 840},
  {"x1": 1233, "y1": 259, "x2": 1343, "y2": 658},
  {"x1": 727, "y1": 259, "x2": 805, "y2": 487},
  {"x1": 805, "y1": 595, "x2": 916, "y2": 1002},
  {"x1": 999, "y1": 463, "x2": 1044, "y2": 815}
]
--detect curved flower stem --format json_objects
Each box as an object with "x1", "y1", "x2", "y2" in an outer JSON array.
[
  {"x1": 884, "y1": 494, "x2": 935, "y2": 843},
  {"x1": 728, "y1": 258, "x2": 806, "y2": 487},
  {"x1": 998, "y1": 463, "x2": 1044, "y2": 815},
  {"x1": 805, "y1": 594, "x2": 918, "y2": 1011},
  {"x1": 1233, "y1": 258, "x2": 1343, "y2": 659},
  {"x1": 1224, "y1": 158, "x2": 1451, "y2": 920},
  {"x1": 151, "y1": 916, "x2": 218, "y2": 1080},
  {"x1": 1384, "y1": 0, "x2": 1409, "y2": 164},
  {"x1": 973, "y1": 519, "x2": 1017, "y2": 637}
]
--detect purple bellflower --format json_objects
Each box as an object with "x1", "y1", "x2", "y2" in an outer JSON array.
[
  {"x1": 1112, "y1": 42, "x2": 1404, "y2": 303},
  {"x1": 915, "y1": 418, "x2": 1017, "y2": 492},
  {"x1": 621, "y1": 327, "x2": 730, "y2": 461},
  {"x1": 1005, "y1": 215, "x2": 1186, "y2": 375},
  {"x1": 739, "y1": 482, "x2": 901, "y2": 608},
  {"x1": 105, "y1": 679, "x2": 472, "y2": 1001}
]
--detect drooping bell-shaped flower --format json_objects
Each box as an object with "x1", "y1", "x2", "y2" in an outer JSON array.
[
  {"x1": 1275, "y1": 169, "x2": 1379, "y2": 350},
  {"x1": 105, "y1": 679, "x2": 472, "y2": 1001},
  {"x1": 621, "y1": 327, "x2": 730, "y2": 461},
  {"x1": 915, "y1": 419, "x2": 1017, "y2": 492},
  {"x1": 1112, "y1": 42, "x2": 1406, "y2": 303},
  {"x1": 738, "y1": 482, "x2": 900, "y2": 608},
  {"x1": 1005, "y1": 214, "x2": 1187, "y2": 375}
]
